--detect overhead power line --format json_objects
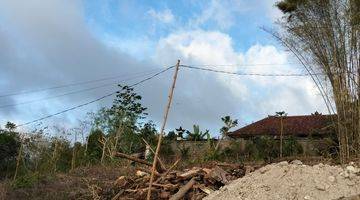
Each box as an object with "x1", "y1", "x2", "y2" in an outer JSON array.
[
  {"x1": 186, "y1": 63, "x2": 299, "y2": 67},
  {"x1": 15, "y1": 66, "x2": 174, "y2": 128},
  {"x1": 0, "y1": 68, "x2": 162, "y2": 98},
  {"x1": 0, "y1": 70, "x2": 159, "y2": 109},
  {"x1": 180, "y1": 65, "x2": 325, "y2": 77}
]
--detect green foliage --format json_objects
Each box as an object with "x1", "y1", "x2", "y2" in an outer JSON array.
[
  {"x1": 220, "y1": 116, "x2": 238, "y2": 136},
  {"x1": 165, "y1": 131, "x2": 177, "y2": 141},
  {"x1": 186, "y1": 125, "x2": 209, "y2": 141},
  {"x1": 53, "y1": 139, "x2": 72, "y2": 172},
  {"x1": 221, "y1": 140, "x2": 244, "y2": 162},
  {"x1": 243, "y1": 136, "x2": 304, "y2": 161},
  {"x1": 12, "y1": 172, "x2": 39, "y2": 189},
  {"x1": 276, "y1": 0, "x2": 304, "y2": 14},
  {"x1": 159, "y1": 138, "x2": 175, "y2": 159},
  {"x1": 283, "y1": 136, "x2": 303, "y2": 156},
  {"x1": 138, "y1": 121, "x2": 157, "y2": 146},
  {"x1": 177, "y1": 143, "x2": 190, "y2": 159},
  {"x1": 86, "y1": 129, "x2": 104, "y2": 163},
  {"x1": 0, "y1": 127, "x2": 20, "y2": 178}
]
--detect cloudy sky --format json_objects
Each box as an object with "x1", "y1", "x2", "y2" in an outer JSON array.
[{"x1": 0, "y1": 0, "x2": 328, "y2": 136}]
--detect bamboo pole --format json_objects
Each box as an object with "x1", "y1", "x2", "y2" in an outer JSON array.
[
  {"x1": 146, "y1": 60, "x2": 180, "y2": 200},
  {"x1": 280, "y1": 116, "x2": 283, "y2": 158}
]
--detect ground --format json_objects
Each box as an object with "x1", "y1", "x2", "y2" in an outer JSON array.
[{"x1": 0, "y1": 156, "x2": 357, "y2": 200}]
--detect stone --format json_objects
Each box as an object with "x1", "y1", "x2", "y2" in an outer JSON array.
[
  {"x1": 346, "y1": 166, "x2": 359, "y2": 174},
  {"x1": 259, "y1": 167, "x2": 269, "y2": 174},
  {"x1": 315, "y1": 184, "x2": 326, "y2": 191},
  {"x1": 304, "y1": 195, "x2": 311, "y2": 200},
  {"x1": 347, "y1": 181, "x2": 356, "y2": 186},
  {"x1": 340, "y1": 171, "x2": 350, "y2": 178},
  {"x1": 278, "y1": 161, "x2": 288, "y2": 167},
  {"x1": 291, "y1": 160, "x2": 303, "y2": 165},
  {"x1": 327, "y1": 176, "x2": 336, "y2": 183}
]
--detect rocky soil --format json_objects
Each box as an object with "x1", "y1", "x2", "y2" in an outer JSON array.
[{"x1": 205, "y1": 160, "x2": 360, "y2": 200}]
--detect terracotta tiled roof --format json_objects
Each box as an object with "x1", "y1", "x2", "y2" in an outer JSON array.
[{"x1": 229, "y1": 114, "x2": 335, "y2": 138}]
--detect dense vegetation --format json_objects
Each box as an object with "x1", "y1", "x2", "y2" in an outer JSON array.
[{"x1": 0, "y1": 85, "x2": 320, "y2": 189}]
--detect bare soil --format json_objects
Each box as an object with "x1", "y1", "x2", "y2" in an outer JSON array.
[{"x1": 205, "y1": 161, "x2": 360, "y2": 200}]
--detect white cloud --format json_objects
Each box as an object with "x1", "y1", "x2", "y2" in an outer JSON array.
[
  {"x1": 189, "y1": 0, "x2": 237, "y2": 30},
  {"x1": 154, "y1": 30, "x2": 328, "y2": 128},
  {"x1": 147, "y1": 8, "x2": 174, "y2": 24}
]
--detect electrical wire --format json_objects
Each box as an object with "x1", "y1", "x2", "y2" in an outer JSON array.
[
  {"x1": 180, "y1": 65, "x2": 325, "y2": 76},
  {"x1": 0, "y1": 68, "x2": 162, "y2": 98},
  {"x1": 15, "y1": 66, "x2": 174, "y2": 128},
  {"x1": 0, "y1": 70, "x2": 159, "y2": 109}
]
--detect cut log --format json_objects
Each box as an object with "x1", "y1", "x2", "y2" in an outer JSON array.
[
  {"x1": 179, "y1": 168, "x2": 202, "y2": 179},
  {"x1": 169, "y1": 177, "x2": 196, "y2": 200},
  {"x1": 205, "y1": 166, "x2": 229, "y2": 185},
  {"x1": 198, "y1": 185, "x2": 214, "y2": 195}
]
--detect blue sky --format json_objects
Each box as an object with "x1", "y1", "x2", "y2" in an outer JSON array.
[
  {"x1": 0, "y1": 0, "x2": 328, "y2": 136},
  {"x1": 84, "y1": 0, "x2": 279, "y2": 57}
]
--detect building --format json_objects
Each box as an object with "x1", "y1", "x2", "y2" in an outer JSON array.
[{"x1": 228, "y1": 113, "x2": 336, "y2": 155}]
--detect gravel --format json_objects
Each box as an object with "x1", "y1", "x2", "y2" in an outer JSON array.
[{"x1": 204, "y1": 161, "x2": 360, "y2": 200}]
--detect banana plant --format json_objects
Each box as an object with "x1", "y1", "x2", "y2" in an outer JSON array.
[{"x1": 186, "y1": 125, "x2": 209, "y2": 141}]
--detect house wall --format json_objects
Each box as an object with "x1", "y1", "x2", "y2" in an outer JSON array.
[
  {"x1": 167, "y1": 137, "x2": 329, "y2": 159},
  {"x1": 169, "y1": 140, "x2": 231, "y2": 159}
]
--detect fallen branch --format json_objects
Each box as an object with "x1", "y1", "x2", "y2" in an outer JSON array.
[
  {"x1": 155, "y1": 158, "x2": 181, "y2": 184},
  {"x1": 169, "y1": 177, "x2": 196, "y2": 200},
  {"x1": 114, "y1": 152, "x2": 152, "y2": 166},
  {"x1": 113, "y1": 152, "x2": 165, "y2": 172}
]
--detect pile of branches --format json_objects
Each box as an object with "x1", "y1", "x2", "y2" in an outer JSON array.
[{"x1": 105, "y1": 152, "x2": 246, "y2": 200}]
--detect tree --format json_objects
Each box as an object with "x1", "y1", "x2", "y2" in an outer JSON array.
[
  {"x1": 216, "y1": 116, "x2": 238, "y2": 150},
  {"x1": 86, "y1": 129, "x2": 104, "y2": 163},
  {"x1": 274, "y1": 0, "x2": 360, "y2": 162},
  {"x1": 0, "y1": 126, "x2": 20, "y2": 178},
  {"x1": 90, "y1": 85, "x2": 149, "y2": 159},
  {"x1": 186, "y1": 125, "x2": 209, "y2": 141},
  {"x1": 220, "y1": 116, "x2": 238, "y2": 138}
]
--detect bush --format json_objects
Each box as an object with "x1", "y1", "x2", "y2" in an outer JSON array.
[
  {"x1": 243, "y1": 136, "x2": 303, "y2": 161},
  {"x1": 0, "y1": 130, "x2": 20, "y2": 178},
  {"x1": 283, "y1": 136, "x2": 303, "y2": 156}
]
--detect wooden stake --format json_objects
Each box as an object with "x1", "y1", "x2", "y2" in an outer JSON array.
[{"x1": 146, "y1": 60, "x2": 180, "y2": 200}]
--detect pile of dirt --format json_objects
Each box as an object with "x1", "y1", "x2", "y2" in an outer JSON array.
[{"x1": 205, "y1": 161, "x2": 360, "y2": 200}]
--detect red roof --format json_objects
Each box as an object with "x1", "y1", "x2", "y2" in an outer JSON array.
[{"x1": 229, "y1": 114, "x2": 335, "y2": 138}]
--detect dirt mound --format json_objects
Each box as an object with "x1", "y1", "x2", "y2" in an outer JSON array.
[{"x1": 205, "y1": 161, "x2": 360, "y2": 200}]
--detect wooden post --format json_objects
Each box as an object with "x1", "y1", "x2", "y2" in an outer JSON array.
[
  {"x1": 71, "y1": 130, "x2": 77, "y2": 171},
  {"x1": 146, "y1": 60, "x2": 180, "y2": 200},
  {"x1": 280, "y1": 116, "x2": 283, "y2": 158}
]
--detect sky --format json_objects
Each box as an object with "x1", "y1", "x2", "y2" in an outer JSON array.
[{"x1": 0, "y1": 0, "x2": 328, "y2": 136}]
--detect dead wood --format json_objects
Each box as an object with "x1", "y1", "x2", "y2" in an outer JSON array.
[
  {"x1": 169, "y1": 177, "x2": 196, "y2": 200},
  {"x1": 113, "y1": 152, "x2": 166, "y2": 172}
]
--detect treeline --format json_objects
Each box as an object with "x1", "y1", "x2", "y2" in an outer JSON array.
[
  {"x1": 0, "y1": 85, "x2": 310, "y2": 188},
  {"x1": 0, "y1": 85, "x2": 163, "y2": 186}
]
